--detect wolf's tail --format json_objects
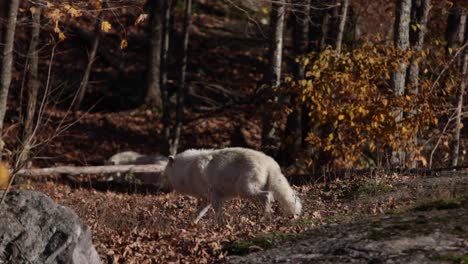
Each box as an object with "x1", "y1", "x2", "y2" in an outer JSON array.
[{"x1": 267, "y1": 169, "x2": 302, "y2": 217}]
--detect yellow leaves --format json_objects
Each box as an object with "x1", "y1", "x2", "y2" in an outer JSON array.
[
  {"x1": 101, "y1": 21, "x2": 112, "y2": 32},
  {"x1": 48, "y1": 8, "x2": 63, "y2": 22},
  {"x1": 284, "y1": 42, "x2": 440, "y2": 167},
  {"x1": 0, "y1": 162, "x2": 10, "y2": 190},
  {"x1": 120, "y1": 39, "x2": 128, "y2": 49},
  {"x1": 401, "y1": 126, "x2": 408, "y2": 134},
  {"x1": 369, "y1": 142, "x2": 376, "y2": 152},
  {"x1": 30, "y1": 6, "x2": 38, "y2": 15},
  {"x1": 58, "y1": 31, "x2": 66, "y2": 41},
  {"x1": 64, "y1": 4, "x2": 82, "y2": 18},
  {"x1": 358, "y1": 106, "x2": 368, "y2": 115},
  {"x1": 53, "y1": 20, "x2": 66, "y2": 41},
  {"x1": 135, "y1": 14, "x2": 149, "y2": 25},
  {"x1": 414, "y1": 154, "x2": 428, "y2": 167},
  {"x1": 45, "y1": 3, "x2": 83, "y2": 41}
]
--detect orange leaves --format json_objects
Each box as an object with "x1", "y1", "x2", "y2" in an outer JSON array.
[
  {"x1": 0, "y1": 162, "x2": 10, "y2": 190},
  {"x1": 283, "y1": 43, "x2": 439, "y2": 168},
  {"x1": 120, "y1": 39, "x2": 128, "y2": 50}
]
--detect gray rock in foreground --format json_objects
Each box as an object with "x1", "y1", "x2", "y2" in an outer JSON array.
[
  {"x1": 0, "y1": 190, "x2": 101, "y2": 264},
  {"x1": 228, "y1": 198, "x2": 468, "y2": 264}
]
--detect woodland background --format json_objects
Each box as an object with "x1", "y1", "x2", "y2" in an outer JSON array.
[{"x1": 0, "y1": 0, "x2": 467, "y2": 262}]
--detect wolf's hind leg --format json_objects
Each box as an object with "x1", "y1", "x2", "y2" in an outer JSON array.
[
  {"x1": 211, "y1": 193, "x2": 225, "y2": 225},
  {"x1": 194, "y1": 202, "x2": 211, "y2": 224}
]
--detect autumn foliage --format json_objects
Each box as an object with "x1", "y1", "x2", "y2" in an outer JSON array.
[{"x1": 283, "y1": 43, "x2": 442, "y2": 168}]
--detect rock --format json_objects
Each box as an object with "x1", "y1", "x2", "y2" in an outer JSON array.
[
  {"x1": 0, "y1": 190, "x2": 101, "y2": 264},
  {"x1": 227, "y1": 197, "x2": 468, "y2": 264}
]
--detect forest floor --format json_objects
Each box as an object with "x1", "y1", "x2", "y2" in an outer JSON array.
[
  {"x1": 30, "y1": 169, "x2": 468, "y2": 263},
  {"x1": 228, "y1": 173, "x2": 468, "y2": 264}
]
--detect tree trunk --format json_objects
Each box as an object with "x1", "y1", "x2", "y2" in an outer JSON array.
[
  {"x1": 407, "y1": 0, "x2": 430, "y2": 168},
  {"x1": 161, "y1": 0, "x2": 173, "y2": 155},
  {"x1": 72, "y1": 1, "x2": 107, "y2": 111},
  {"x1": 0, "y1": 0, "x2": 20, "y2": 136},
  {"x1": 451, "y1": 19, "x2": 467, "y2": 167},
  {"x1": 17, "y1": 164, "x2": 166, "y2": 177},
  {"x1": 350, "y1": 7, "x2": 362, "y2": 48},
  {"x1": 146, "y1": 0, "x2": 164, "y2": 109},
  {"x1": 408, "y1": 0, "x2": 430, "y2": 91},
  {"x1": 445, "y1": 4, "x2": 463, "y2": 53},
  {"x1": 19, "y1": 6, "x2": 42, "y2": 165},
  {"x1": 0, "y1": 1, "x2": 9, "y2": 45},
  {"x1": 391, "y1": 0, "x2": 412, "y2": 167},
  {"x1": 292, "y1": 0, "x2": 311, "y2": 58},
  {"x1": 280, "y1": 0, "x2": 310, "y2": 165},
  {"x1": 262, "y1": 0, "x2": 286, "y2": 156},
  {"x1": 319, "y1": 11, "x2": 331, "y2": 51},
  {"x1": 169, "y1": 0, "x2": 192, "y2": 156},
  {"x1": 335, "y1": 0, "x2": 349, "y2": 55}
]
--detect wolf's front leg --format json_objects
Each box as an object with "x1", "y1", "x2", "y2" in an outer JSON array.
[{"x1": 194, "y1": 201, "x2": 211, "y2": 224}]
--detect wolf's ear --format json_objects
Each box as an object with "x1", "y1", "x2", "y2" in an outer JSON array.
[{"x1": 168, "y1": 155, "x2": 175, "y2": 165}]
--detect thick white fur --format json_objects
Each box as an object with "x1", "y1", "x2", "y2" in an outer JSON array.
[{"x1": 164, "y1": 147, "x2": 302, "y2": 223}]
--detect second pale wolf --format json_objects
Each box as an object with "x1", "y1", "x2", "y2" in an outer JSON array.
[
  {"x1": 164, "y1": 147, "x2": 302, "y2": 224},
  {"x1": 106, "y1": 151, "x2": 168, "y2": 187}
]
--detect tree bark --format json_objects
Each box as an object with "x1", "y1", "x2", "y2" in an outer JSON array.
[
  {"x1": 262, "y1": 0, "x2": 286, "y2": 156},
  {"x1": 391, "y1": 0, "x2": 412, "y2": 167},
  {"x1": 292, "y1": 0, "x2": 311, "y2": 57},
  {"x1": 17, "y1": 164, "x2": 166, "y2": 177},
  {"x1": 19, "y1": 6, "x2": 42, "y2": 164},
  {"x1": 319, "y1": 11, "x2": 331, "y2": 51},
  {"x1": 280, "y1": 0, "x2": 310, "y2": 165},
  {"x1": 445, "y1": 4, "x2": 463, "y2": 53},
  {"x1": 406, "y1": 0, "x2": 430, "y2": 168},
  {"x1": 335, "y1": 0, "x2": 349, "y2": 55},
  {"x1": 408, "y1": 0, "x2": 430, "y2": 91},
  {"x1": 451, "y1": 19, "x2": 467, "y2": 167},
  {"x1": 161, "y1": 0, "x2": 173, "y2": 155},
  {"x1": 170, "y1": 0, "x2": 192, "y2": 155},
  {"x1": 72, "y1": 0, "x2": 108, "y2": 110},
  {"x1": 0, "y1": 0, "x2": 19, "y2": 136},
  {"x1": 0, "y1": 1, "x2": 9, "y2": 45},
  {"x1": 146, "y1": 0, "x2": 164, "y2": 109}
]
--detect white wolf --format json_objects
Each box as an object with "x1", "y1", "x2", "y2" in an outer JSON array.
[
  {"x1": 163, "y1": 147, "x2": 302, "y2": 224},
  {"x1": 106, "y1": 151, "x2": 168, "y2": 186}
]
